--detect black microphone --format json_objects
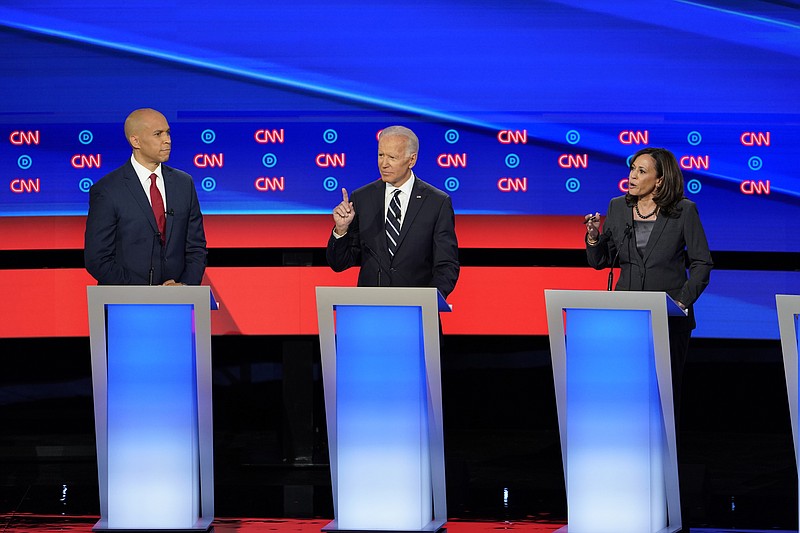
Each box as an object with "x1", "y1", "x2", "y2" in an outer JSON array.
[
  {"x1": 148, "y1": 231, "x2": 162, "y2": 286},
  {"x1": 362, "y1": 241, "x2": 391, "y2": 287},
  {"x1": 607, "y1": 223, "x2": 632, "y2": 291},
  {"x1": 166, "y1": 208, "x2": 174, "y2": 216}
]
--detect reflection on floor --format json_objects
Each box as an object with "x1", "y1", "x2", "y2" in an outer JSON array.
[{"x1": 0, "y1": 515, "x2": 794, "y2": 533}]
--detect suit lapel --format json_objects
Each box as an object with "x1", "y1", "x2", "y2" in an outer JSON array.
[
  {"x1": 642, "y1": 214, "x2": 669, "y2": 265},
  {"x1": 123, "y1": 162, "x2": 159, "y2": 234},
  {"x1": 396, "y1": 178, "x2": 426, "y2": 251},
  {"x1": 163, "y1": 166, "x2": 176, "y2": 246}
]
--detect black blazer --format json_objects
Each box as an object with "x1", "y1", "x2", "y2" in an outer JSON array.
[
  {"x1": 84, "y1": 160, "x2": 208, "y2": 285},
  {"x1": 587, "y1": 196, "x2": 713, "y2": 329},
  {"x1": 326, "y1": 176, "x2": 459, "y2": 298}
]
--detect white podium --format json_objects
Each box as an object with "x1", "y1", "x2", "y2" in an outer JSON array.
[
  {"x1": 544, "y1": 289, "x2": 685, "y2": 533},
  {"x1": 777, "y1": 294, "x2": 800, "y2": 529},
  {"x1": 87, "y1": 285, "x2": 217, "y2": 531},
  {"x1": 315, "y1": 287, "x2": 450, "y2": 532}
]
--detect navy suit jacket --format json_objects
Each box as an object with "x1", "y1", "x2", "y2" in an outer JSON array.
[
  {"x1": 84, "y1": 160, "x2": 207, "y2": 285},
  {"x1": 587, "y1": 196, "x2": 713, "y2": 329},
  {"x1": 326, "y1": 177, "x2": 460, "y2": 298}
]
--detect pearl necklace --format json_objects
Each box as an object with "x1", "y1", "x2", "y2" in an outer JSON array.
[{"x1": 635, "y1": 203, "x2": 658, "y2": 219}]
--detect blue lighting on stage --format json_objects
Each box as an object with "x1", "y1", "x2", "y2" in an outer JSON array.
[
  {"x1": 565, "y1": 308, "x2": 666, "y2": 532},
  {"x1": 333, "y1": 305, "x2": 432, "y2": 530},
  {"x1": 105, "y1": 303, "x2": 199, "y2": 529}
]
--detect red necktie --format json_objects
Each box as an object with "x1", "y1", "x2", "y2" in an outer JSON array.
[{"x1": 149, "y1": 173, "x2": 166, "y2": 245}]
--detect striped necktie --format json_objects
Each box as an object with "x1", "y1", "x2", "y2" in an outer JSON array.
[{"x1": 385, "y1": 189, "x2": 401, "y2": 257}]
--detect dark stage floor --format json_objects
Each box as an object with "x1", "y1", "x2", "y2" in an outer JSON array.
[
  {"x1": 0, "y1": 335, "x2": 797, "y2": 531},
  {"x1": 0, "y1": 516, "x2": 794, "y2": 533}
]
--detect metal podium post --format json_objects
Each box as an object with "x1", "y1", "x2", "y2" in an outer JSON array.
[
  {"x1": 545, "y1": 289, "x2": 684, "y2": 533},
  {"x1": 87, "y1": 285, "x2": 217, "y2": 531},
  {"x1": 777, "y1": 294, "x2": 800, "y2": 531},
  {"x1": 316, "y1": 287, "x2": 450, "y2": 532}
]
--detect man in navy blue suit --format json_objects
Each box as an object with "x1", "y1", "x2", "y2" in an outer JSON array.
[
  {"x1": 327, "y1": 126, "x2": 459, "y2": 298},
  {"x1": 84, "y1": 108, "x2": 207, "y2": 285}
]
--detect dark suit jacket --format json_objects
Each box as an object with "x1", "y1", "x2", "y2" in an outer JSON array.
[
  {"x1": 84, "y1": 160, "x2": 207, "y2": 285},
  {"x1": 586, "y1": 196, "x2": 713, "y2": 329},
  {"x1": 326, "y1": 177, "x2": 459, "y2": 298}
]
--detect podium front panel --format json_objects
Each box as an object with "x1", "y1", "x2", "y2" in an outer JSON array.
[
  {"x1": 316, "y1": 287, "x2": 447, "y2": 533},
  {"x1": 545, "y1": 289, "x2": 681, "y2": 533},
  {"x1": 87, "y1": 286, "x2": 215, "y2": 532},
  {"x1": 106, "y1": 303, "x2": 199, "y2": 528},
  {"x1": 565, "y1": 308, "x2": 665, "y2": 532},
  {"x1": 776, "y1": 294, "x2": 800, "y2": 529},
  {"x1": 335, "y1": 305, "x2": 431, "y2": 530}
]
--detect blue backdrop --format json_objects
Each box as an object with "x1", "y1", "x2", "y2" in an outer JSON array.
[{"x1": 1, "y1": 0, "x2": 798, "y2": 338}]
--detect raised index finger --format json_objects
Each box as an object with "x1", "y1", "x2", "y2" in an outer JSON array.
[{"x1": 341, "y1": 188, "x2": 349, "y2": 204}]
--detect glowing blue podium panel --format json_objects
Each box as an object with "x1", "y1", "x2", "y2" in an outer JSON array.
[
  {"x1": 776, "y1": 294, "x2": 800, "y2": 530},
  {"x1": 544, "y1": 290, "x2": 684, "y2": 533},
  {"x1": 316, "y1": 287, "x2": 450, "y2": 532},
  {"x1": 87, "y1": 286, "x2": 217, "y2": 532}
]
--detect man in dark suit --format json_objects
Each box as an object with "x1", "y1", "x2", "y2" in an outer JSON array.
[
  {"x1": 327, "y1": 126, "x2": 459, "y2": 298},
  {"x1": 84, "y1": 108, "x2": 207, "y2": 285}
]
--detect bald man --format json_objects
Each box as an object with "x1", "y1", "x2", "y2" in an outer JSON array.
[{"x1": 84, "y1": 108, "x2": 207, "y2": 285}]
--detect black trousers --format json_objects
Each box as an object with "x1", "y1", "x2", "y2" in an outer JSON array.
[{"x1": 669, "y1": 324, "x2": 691, "y2": 428}]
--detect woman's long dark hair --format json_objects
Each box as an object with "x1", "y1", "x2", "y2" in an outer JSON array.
[{"x1": 625, "y1": 147, "x2": 685, "y2": 217}]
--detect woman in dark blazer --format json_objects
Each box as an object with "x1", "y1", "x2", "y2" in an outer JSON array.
[{"x1": 583, "y1": 147, "x2": 713, "y2": 420}]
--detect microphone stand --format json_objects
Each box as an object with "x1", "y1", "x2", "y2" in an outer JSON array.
[
  {"x1": 607, "y1": 224, "x2": 632, "y2": 291},
  {"x1": 148, "y1": 231, "x2": 161, "y2": 286},
  {"x1": 362, "y1": 241, "x2": 392, "y2": 287}
]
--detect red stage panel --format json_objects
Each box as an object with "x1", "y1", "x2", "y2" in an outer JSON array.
[
  {"x1": 0, "y1": 269, "x2": 96, "y2": 337},
  {"x1": 0, "y1": 267, "x2": 606, "y2": 338},
  {"x1": 0, "y1": 214, "x2": 589, "y2": 250},
  {"x1": 205, "y1": 267, "x2": 358, "y2": 335},
  {"x1": 441, "y1": 266, "x2": 607, "y2": 335},
  {"x1": 0, "y1": 217, "x2": 87, "y2": 250}
]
